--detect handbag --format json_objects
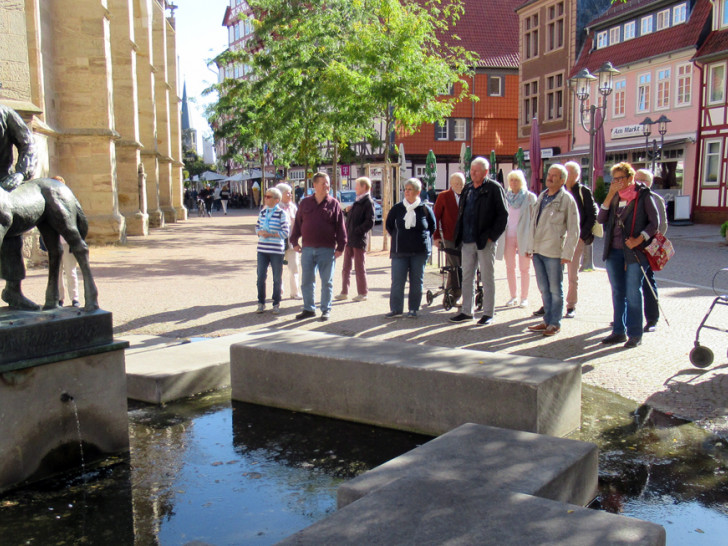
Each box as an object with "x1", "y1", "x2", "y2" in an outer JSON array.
[
  {"x1": 626, "y1": 191, "x2": 675, "y2": 271},
  {"x1": 580, "y1": 186, "x2": 603, "y2": 237}
]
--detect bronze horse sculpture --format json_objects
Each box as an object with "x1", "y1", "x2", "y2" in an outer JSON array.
[{"x1": 0, "y1": 177, "x2": 98, "y2": 311}]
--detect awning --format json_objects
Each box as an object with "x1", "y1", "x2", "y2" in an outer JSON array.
[{"x1": 550, "y1": 137, "x2": 691, "y2": 161}]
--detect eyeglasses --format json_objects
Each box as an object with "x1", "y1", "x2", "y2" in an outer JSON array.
[{"x1": 612, "y1": 175, "x2": 629, "y2": 182}]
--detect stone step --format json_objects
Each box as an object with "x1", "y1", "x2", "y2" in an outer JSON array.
[{"x1": 230, "y1": 330, "x2": 581, "y2": 436}]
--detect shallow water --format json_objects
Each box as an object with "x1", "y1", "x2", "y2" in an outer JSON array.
[{"x1": 1, "y1": 386, "x2": 727, "y2": 545}]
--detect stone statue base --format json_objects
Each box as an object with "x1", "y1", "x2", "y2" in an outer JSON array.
[{"x1": 0, "y1": 308, "x2": 129, "y2": 493}]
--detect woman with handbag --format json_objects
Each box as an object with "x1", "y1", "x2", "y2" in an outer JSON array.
[{"x1": 597, "y1": 162, "x2": 659, "y2": 349}]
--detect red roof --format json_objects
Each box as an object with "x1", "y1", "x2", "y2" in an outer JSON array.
[
  {"x1": 572, "y1": 0, "x2": 711, "y2": 76},
  {"x1": 694, "y1": 28, "x2": 728, "y2": 60},
  {"x1": 445, "y1": 0, "x2": 521, "y2": 69}
]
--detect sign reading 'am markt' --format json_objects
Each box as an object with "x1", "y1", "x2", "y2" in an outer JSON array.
[{"x1": 611, "y1": 124, "x2": 643, "y2": 139}]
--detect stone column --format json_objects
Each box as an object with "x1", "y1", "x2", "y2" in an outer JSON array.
[
  {"x1": 50, "y1": 1, "x2": 125, "y2": 243},
  {"x1": 166, "y1": 20, "x2": 187, "y2": 221},
  {"x1": 153, "y1": 4, "x2": 176, "y2": 223},
  {"x1": 134, "y1": 0, "x2": 163, "y2": 228},
  {"x1": 110, "y1": 0, "x2": 148, "y2": 236}
]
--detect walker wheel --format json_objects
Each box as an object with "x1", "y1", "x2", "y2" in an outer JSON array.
[
  {"x1": 689, "y1": 345, "x2": 714, "y2": 368},
  {"x1": 443, "y1": 293, "x2": 454, "y2": 311},
  {"x1": 426, "y1": 290, "x2": 434, "y2": 306},
  {"x1": 475, "y1": 289, "x2": 483, "y2": 312}
]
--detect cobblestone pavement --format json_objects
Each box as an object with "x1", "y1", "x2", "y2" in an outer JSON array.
[{"x1": 22, "y1": 209, "x2": 728, "y2": 436}]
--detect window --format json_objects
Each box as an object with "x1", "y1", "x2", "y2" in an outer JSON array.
[
  {"x1": 597, "y1": 31, "x2": 608, "y2": 48},
  {"x1": 609, "y1": 27, "x2": 620, "y2": 45},
  {"x1": 656, "y1": 9, "x2": 670, "y2": 30},
  {"x1": 708, "y1": 63, "x2": 726, "y2": 104},
  {"x1": 637, "y1": 73, "x2": 651, "y2": 112},
  {"x1": 703, "y1": 140, "x2": 722, "y2": 186},
  {"x1": 488, "y1": 76, "x2": 503, "y2": 97},
  {"x1": 676, "y1": 64, "x2": 692, "y2": 106},
  {"x1": 641, "y1": 16, "x2": 653, "y2": 35},
  {"x1": 656, "y1": 69, "x2": 671, "y2": 109},
  {"x1": 234, "y1": 22, "x2": 240, "y2": 41},
  {"x1": 613, "y1": 80, "x2": 626, "y2": 117},
  {"x1": 523, "y1": 80, "x2": 538, "y2": 124},
  {"x1": 673, "y1": 4, "x2": 687, "y2": 25},
  {"x1": 546, "y1": 2, "x2": 564, "y2": 52},
  {"x1": 623, "y1": 21, "x2": 635, "y2": 40},
  {"x1": 435, "y1": 119, "x2": 469, "y2": 141},
  {"x1": 453, "y1": 120, "x2": 467, "y2": 141},
  {"x1": 524, "y1": 14, "x2": 539, "y2": 60},
  {"x1": 723, "y1": 0, "x2": 728, "y2": 27},
  {"x1": 435, "y1": 122, "x2": 448, "y2": 140},
  {"x1": 545, "y1": 73, "x2": 564, "y2": 120}
]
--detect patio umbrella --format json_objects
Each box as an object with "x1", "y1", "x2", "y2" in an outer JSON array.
[
  {"x1": 399, "y1": 143, "x2": 407, "y2": 199},
  {"x1": 489, "y1": 150, "x2": 497, "y2": 179},
  {"x1": 424, "y1": 149, "x2": 437, "y2": 193},
  {"x1": 529, "y1": 118, "x2": 542, "y2": 194},
  {"x1": 463, "y1": 146, "x2": 472, "y2": 184},
  {"x1": 592, "y1": 109, "x2": 606, "y2": 192},
  {"x1": 516, "y1": 147, "x2": 525, "y2": 171},
  {"x1": 200, "y1": 170, "x2": 226, "y2": 182}
]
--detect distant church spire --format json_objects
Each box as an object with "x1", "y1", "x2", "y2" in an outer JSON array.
[
  {"x1": 181, "y1": 81, "x2": 191, "y2": 131},
  {"x1": 181, "y1": 81, "x2": 197, "y2": 153}
]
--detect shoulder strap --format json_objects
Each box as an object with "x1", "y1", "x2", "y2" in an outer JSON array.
[{"x1": 629, "y1": 192, "x2": 639, "y2": 237}]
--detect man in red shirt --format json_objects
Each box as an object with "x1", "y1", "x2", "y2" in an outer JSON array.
[{"x1": 433, "y1": 172, "x2": 465, "y2": 302}]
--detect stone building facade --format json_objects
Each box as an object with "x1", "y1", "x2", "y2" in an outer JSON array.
[{"x1": 0, "y1": 0, "x2": 187, "y2": 243}]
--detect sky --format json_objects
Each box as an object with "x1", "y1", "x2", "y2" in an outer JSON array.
[{"x1": 173, "y1": 0, "x2": 230, "y2": 151}]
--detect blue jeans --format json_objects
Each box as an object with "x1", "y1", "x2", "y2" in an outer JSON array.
[
  {"x1": 532, "y1": 253, "x2": 564, "y2": 328},
  {"x1": 301, "y1": 246, "x2": 336, "y2": 313},
  {"x1": 390, "y1": 254, "x2": 428, "y2": 313},
  {"x1": 605, "y1": 251, "x2": 644, "y2": 338},
  {"x1": 257, "y1": 252, "x2": 283, "y2": 305}
]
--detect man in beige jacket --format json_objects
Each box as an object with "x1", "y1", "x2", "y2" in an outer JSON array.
[{"x1": 526, "y1": 164, "x2": 580, "y2": 336}]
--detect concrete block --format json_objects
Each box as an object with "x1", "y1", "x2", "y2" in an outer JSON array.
[
  {"x1": 338, "y1": 423, "x2": 598, "y2": 509},
  {"x1": 230, "y1": 330, "x2": 581, "y2": 436},
  {"x1": 0, "y1": 348, "x2": 129, "y2": 493}
]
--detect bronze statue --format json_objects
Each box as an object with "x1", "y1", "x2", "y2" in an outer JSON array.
[{"x1": 0, "y1": 105, "x2": 98, "y2": 311}]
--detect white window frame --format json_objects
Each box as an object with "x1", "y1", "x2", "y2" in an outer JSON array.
[
  {"x1": 675, "y1": 63, "x2": 692, "y2": 106},
  {"x1": 609, "y1": 27, "x2": 620, "y2": 45},
  {"x1": 656, "y1": 9, "x2": 670, "y2": 30},
  {"x1": 613, "y1": 79, "x2": 626, "y2": 118},
  {"x1": 597, "y1": 31, "x2": 608, "y2": 48},
  {"x1": 641, "y1": 16, "x2": 653, "y2": 35},
  {"x1": 656, "y1": 68, "x2": 671, "y2": 110},
  {"x1": 673, "y1": 4, "x2": 687, "y2": 25},
  {"x1": 623, "y1": 21, "x2": 635, "y2": 40},
  {"x1": 703, "y1": 139, "x2": 722, "y2": 187},
  {"x1": 708, "y1": 62, "x2": 727, "y2": 105},
  {"x1": 488, "y1": 75, "x2": 503, "y2": 97},
  {"x1": 637, "y1": 72, "x2": 651, "y2": 113},
  {"x1": 453, "y1": 120, "x2": 467, "y2": 141},
  {"x1": 546, "y1": 2, "x2": 565, "y2": 53},
  {"x1": 435, "y1": 122, "x2": 449, "y2": 141}
]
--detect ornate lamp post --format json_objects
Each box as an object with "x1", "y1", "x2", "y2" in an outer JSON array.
[
  {"x1": 640, "y1": 115, "x2": 671, "y2": 174},
  {"x1": 569, "y1": 62, "x2": 620, "y2": 269}
]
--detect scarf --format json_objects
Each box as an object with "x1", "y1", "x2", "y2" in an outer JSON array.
[
  {"x1": 506, "y1": 189, "x2": 527, "y2": 209},
  {"x1": 618, "y1": 183, "x2": 638, "y2": 203},
  {"x1": 403, "y1": 197, "x2": 421, "y2": 229},
  {"x1": 261, "y1": 204, "x2": 279, "y2": 233}
]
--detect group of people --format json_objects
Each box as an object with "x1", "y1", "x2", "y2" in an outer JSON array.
[
  {"x1": 189, "y1": 184, "x2": 231, "y2": 216},
  {"x1": 255, "y1": 156, "x2": 666, "y2": 349}
]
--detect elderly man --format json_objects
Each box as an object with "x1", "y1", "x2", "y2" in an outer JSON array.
[
  {"x1": 635, "y1": 169, "x2": 667, "y2": 332},
  {"x1": 434, "y1": 172, "x2": 466, "y2": 303},
  {"x1": 335, "y1": 176, "x2": 375, "y2": 302},
  {"x1": 562, "y1": 161, "x2": 597, "y2": 319},
  {"x1": 0, "y1": 104, "x2": 38, "y2": 310},
  {"x1": 450, "y1": 157, "x2": 508, "y2": 325},
  {"x1": 526, "y1": 164, "x2": 580, "y2": 336},
  {"x1": 290, "y1": 172, "x2": 347, "y2": 321}
]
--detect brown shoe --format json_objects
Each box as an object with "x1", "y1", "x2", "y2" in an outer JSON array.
[
  {"x1": 543, "y1": 325, "x2": 561, "y2": 336},
  {"x1": 527, "y1": 322, "x2": 548, "y2": 332}
]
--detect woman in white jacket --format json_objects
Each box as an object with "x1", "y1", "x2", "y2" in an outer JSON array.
[{"x1": 496, "y1": 170, "x2": 537, "y2": 308}]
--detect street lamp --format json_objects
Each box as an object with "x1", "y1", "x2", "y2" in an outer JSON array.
[
  {"x1": 569, "y1": 61, "x2": 620, "y2": 270},
  {"x1": 640, "y1": 115, "x2": 671, "y2": 173}
]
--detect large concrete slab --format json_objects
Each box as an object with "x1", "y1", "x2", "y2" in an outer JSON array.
[
  {"x1": 231, "y1": 330, "x2": 581, "y2": 436},
  {"x1": 280, "y1": 424, "x2": 665, "y2": 546}
]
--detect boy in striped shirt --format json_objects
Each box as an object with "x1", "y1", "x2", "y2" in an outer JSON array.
[{"x1": 256, "y1": 187, "x2": 289, "y2": 314}]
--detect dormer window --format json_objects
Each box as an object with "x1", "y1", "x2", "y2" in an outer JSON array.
[
  {"x1": 673, "y1": 3, "x2": 687, "y2": 25},
  {"x1": 656, "y1": 9, "x2": 670, "y2": 30},
  {"x1": 609, "y1": 27, "x2": 620, "y2": 45},
  {"x1": 597, "y1": 31, "x2": 608, "y2": 48},
  {"x1": 641, "y1": 15, "x2": 653, "y2": 35},
  {"x1": 624, "y1": 21, "x2": 635, "y2": 40}
]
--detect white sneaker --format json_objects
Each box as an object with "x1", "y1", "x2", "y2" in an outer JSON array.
[
  {"x1": 352, "y1": 294, "x2": 367, "y2": 302},
  {"x1": 256, "y1": 303, "x2": 265, "y2": 313},
  {"x1": 334, "y1": 293, "x2": 348, "y2": 301},
  {"x1": 505, "y1": 297, "x2": 519, "y2": 307},
  {"x1": 272, "y1": 305, "x2": 280, "y2": 315},
  {"x1": 519, "y1": 299, "x2": 529, "y2": 308},
  {"x1": 292, "y1": 294, "x2": 303, "y2": 300}
]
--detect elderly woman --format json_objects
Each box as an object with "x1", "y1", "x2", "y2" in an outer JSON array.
[
  {"x1": 255, "y1": 187, "x2": 290, "y2": 315},
  {"x1": 598, "y1": 162, "x2": 658, "y2": 349},
  {"x1": 496, "y1": 169, "x2": 537, "y2": 308},
  {"x1": 434, "y1": 172, "x2": 466, "y2": 302},
  {"x1": 385, "y1": 178, "x2": 436, "y2": 318},
  {"x1": 276, "y1": 182, "x2": 302, "y2": 300}
]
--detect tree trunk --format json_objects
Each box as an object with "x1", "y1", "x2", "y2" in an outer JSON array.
[
  {"x1": 332, "y1": 139, "x2": 339, "y2": 197},
  {"x1": 382, "y1": 108, "x2": 393, "y2": 251}
]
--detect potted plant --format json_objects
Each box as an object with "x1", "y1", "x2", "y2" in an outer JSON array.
[{"x1": 721, "y1": 220, "x2": 728, "y2": 243}]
